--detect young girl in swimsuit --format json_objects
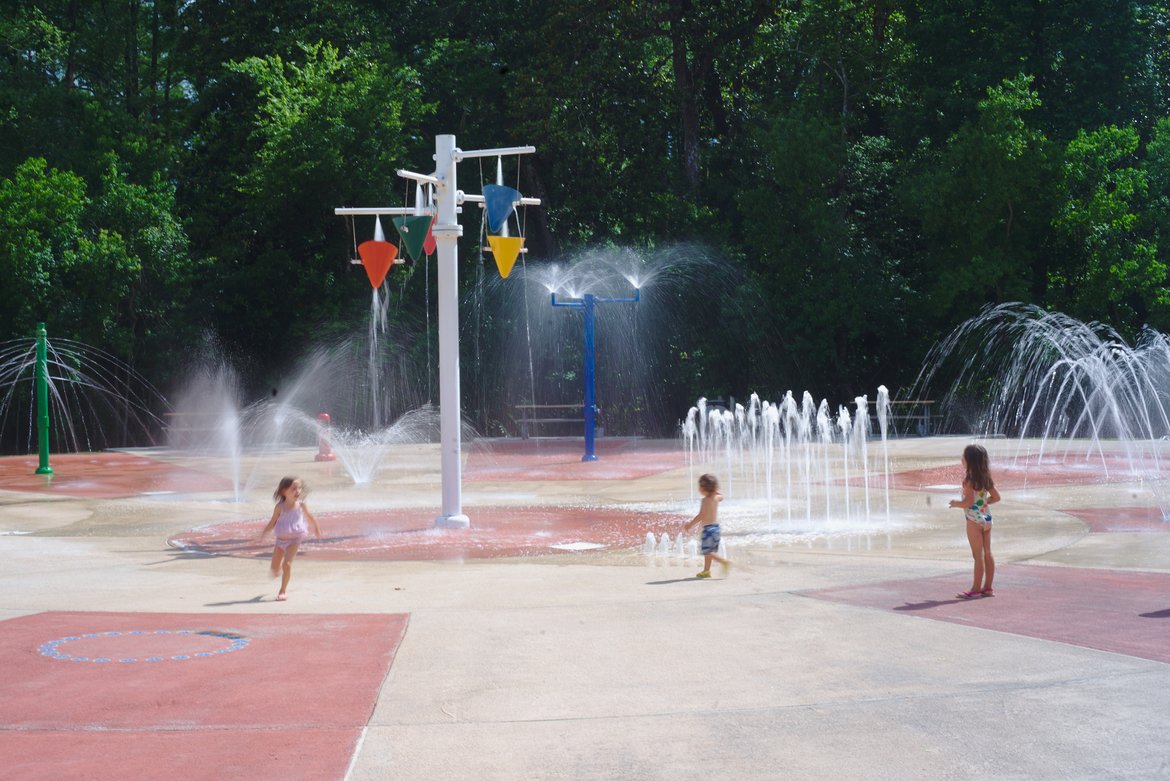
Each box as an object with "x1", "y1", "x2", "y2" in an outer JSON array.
[
  {"x1": 949, "y1": 444, "x2": 1001, "y2": 599},
  {"x1": 258, "y1": 476, "x2": 322, "y2": 601}
]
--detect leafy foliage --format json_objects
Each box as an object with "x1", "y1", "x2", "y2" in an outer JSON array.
[{"x1": 2, "y1": 0, "x2": 1170, "y2": 438}]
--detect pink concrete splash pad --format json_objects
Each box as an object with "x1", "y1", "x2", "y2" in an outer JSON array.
[
  {"x1": 803, "y1": 564, "x2": 1170, "y2": 663},
  {"x1": 892, "y1": 452, "x2": 1170, "y2": 491},
  {"x1": 1059, "y1": 505, "x2": 1170, "y2": 533},
  {"x1": 0, "y1": 452, "x2": 231, "y2": 498},
  {"x1": 0, "y1": 611, "x2": 407, "y2": 781},
  {"x1": 169, "y1": 505, "x2": 679, "y2": 561},
  {"x1": 464, "y1": 438, "x2": 686, "y2": 481}
]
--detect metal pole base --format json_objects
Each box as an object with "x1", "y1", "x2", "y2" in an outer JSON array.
[
  {"x1": 35, "y1": 466, "x2": 53, "y2": 475},
  {"x1": 581, "y1": 454, "x2": 598, "y2": 462},
  {"x1": 435, "y1": 514, "x2": 470, "y2": 529}
]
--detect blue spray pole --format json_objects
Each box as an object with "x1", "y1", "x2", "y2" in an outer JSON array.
[
  {"x1": 581, "y1": 294, "x2": 597, "y2": 461},
  {"x1": 551, "y1": 289, "x2": 640, "y2": 462}
]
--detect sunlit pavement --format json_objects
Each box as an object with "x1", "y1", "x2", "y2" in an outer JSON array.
[{"x1": 0, "y1": 437, "x2": 1167, "y2": 780}]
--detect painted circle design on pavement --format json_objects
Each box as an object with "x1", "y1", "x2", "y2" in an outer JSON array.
[{"x1": 38, "y1": 629, "x2": 250, "y2": 663}]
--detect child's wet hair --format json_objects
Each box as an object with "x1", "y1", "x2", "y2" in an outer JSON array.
[
  {"x1": 273, "y1": 476, "x2": 307, "y2": 501},
  {"x1": 698, "y1": 473, "x2": 719, "y2": 494},
  {"x1": 962, "y1": 445, "x2": 994, "y2": 491}
]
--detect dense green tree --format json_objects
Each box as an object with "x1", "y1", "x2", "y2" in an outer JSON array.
[
  {"x1": 88, "y1": 154, "x2": 192, "y2": 372},
  {"x1": 188, "y1": 39, "x2": 428, "y2": 366},
  {"x1": 0, "y1": 0, "x2": 189, "y2": 181},
  {"x1": 735, "y1": 109, "x2": 903, "y2": 397},
  {"x1": 900, "y1": 1, "x2": 1165, "y2": 141},
  {"x1": 1140, "y1": 116, "x2": 1170, "y2": 329},
  {"x1": 0, "y1": 157, "x2": 88, "y2": 338},
  {"x1": 0, "y1": 155, "x2": 188, "y2": 365},
  {"x1": 2, "y1": 0, "x2": 1170, "y2": 440},
  {"x1": 1050, "y1": 124, "x2": 1168, "y2": 329},
  {"x1": 901, "y1": 75, "x2": 1055, "y2": 327}
]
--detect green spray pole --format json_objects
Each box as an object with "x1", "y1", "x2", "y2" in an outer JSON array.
[{"x1": 35, "y1": 322, "x2": 52, "y2": 475}]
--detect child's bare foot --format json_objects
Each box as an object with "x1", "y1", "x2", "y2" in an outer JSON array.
[{"x1": 276, "y1": 593, "x2": 288, "y2": 601}]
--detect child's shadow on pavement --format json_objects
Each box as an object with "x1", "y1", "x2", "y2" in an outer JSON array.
[
  {"x1": 204, "y1": 595, "x2": 268, "y2": 607},
  {"x1": 894, "y1": 598, "x2": 974, "y2": 611}
]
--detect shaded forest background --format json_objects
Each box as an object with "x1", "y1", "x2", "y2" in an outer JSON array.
[{"x1": 3, "y1": 1, "x2": 1170, "y2": 438}]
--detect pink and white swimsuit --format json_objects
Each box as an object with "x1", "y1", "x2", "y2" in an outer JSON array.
[{"x1": 274, "y1": 505, "x2": 308, "y2": 549}]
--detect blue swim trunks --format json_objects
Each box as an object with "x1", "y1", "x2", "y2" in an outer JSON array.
[{"x1": 701, "y1": 524, "x2": 721, "y2": 555}]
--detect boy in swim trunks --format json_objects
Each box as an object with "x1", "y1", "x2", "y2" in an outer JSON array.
[{"x1": 683, "y1": 473, "x2": 731, "y2": 579}]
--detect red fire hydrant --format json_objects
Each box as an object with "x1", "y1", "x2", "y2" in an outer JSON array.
[{"x1": 315, "y1": 412, "x2": 336, "y2": 462}]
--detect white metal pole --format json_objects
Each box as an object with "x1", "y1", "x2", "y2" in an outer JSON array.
[
  {"x1": 433, "y1": 134, "x2": 470, "y2": 528},
  {"x1": 342, "y1": 140, "x2": 537, "y2": 529}
]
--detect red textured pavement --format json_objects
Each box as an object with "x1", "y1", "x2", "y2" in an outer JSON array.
[
  {"x1": 170, "y1": 505, "x2": 678, "y2": 561},
  {"x1": 1059, "y1": 506, "x2": 1170, "y2": 533},
  {"x1": 465, "y1": 438, "x2": 686, "y2": 481},
  {"x1": 892, "y1": 453, "x2": 1170, "y2": 491},
  {"x1": 802, "y1": 564, "x2": 1170, "y2": 663},
  {"x1": 0, "y1": 611, "x2": 408, "y2": 781},
  {"x1": 0, "y1": 452, "x2": 230, "y2": 498},
  {"x1": 0, "y1": 439, "x2": 688, "y2": 497}
]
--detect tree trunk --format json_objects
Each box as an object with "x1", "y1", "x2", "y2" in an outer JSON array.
[
  {"x1": 163, "y1": 0, "x2": 175, "y2": 142},
  {"x1": 520, "y1": 161, "x2": 560, "y2": 258},
  {"x1": 63, "y1": 0, "x2": 79, "y2": 91},
  {"x1": 149, "y1": 0, "x2": 160, "y2": 125},
  {"x1": 668, "y1": 0, "x2": 702, "y2": 191},
  {"x1": 124, "y1": 0, "x2": 140, "y2": 118}
]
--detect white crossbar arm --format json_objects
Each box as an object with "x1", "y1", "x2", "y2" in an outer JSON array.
[{"x1": 454, "y1": 145, "x2": 536, "y2": 161}]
